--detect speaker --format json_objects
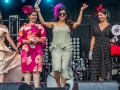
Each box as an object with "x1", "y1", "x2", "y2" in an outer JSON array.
[
  {"x1": 35, "y1": 87, "x2": 67, "y2": 90},
  {"x1": 112, "y1": 73, "x2": 120, "y2": 84},
  {"x1": 78, "y1": 81, "x2": 119, "y2": 90},
  {"x1": 0, "y1": 82, "x2": 33, "y2": 90}
]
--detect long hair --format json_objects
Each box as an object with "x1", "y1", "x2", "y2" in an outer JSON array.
[
  {"x1": 53, "y1": 6, "x2": 73, "y2": 30},
  {"x1": 0, "y1": 14, "x2": 3, "y2": 24}
]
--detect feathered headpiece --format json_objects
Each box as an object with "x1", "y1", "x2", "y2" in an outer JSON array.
[
  {"x1": 54, "y1": 3, "x2": 63, "y2": 18},
  {"x1": 95, "y1": 4, "x2": 110, "y2": 18},
  {"x1": 22, "y1": 5, "x2": 34, "y2": 15},
  {"x1": 95, "y1": 4, "x2": 103, "y2": 16}
]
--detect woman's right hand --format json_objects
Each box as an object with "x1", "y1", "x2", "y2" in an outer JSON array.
[
  {"x1": 26, "y1": 40, "x2": 32, "y2": 44},
  {"x1": 23, "y1": 40, "x2": 32, "y2": 44},
  {"x1": 35, "y1": 6, "x2": 40, "y2": 12},
  {"x1": 81, "y1": 3, "x2": 88, "y2": 10}
]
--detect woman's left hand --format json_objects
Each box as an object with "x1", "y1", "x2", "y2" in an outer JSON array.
[
  {"x1": 31, "y1": 38, "x2": 42, "y2": 44},
  {"x1": 112, "y1": 36, "x2": 118, "y2": 43},
  {"x1": 81, "y1": 3, "x2": 88, "y2": 10},
  {"x1": 15, "y1": 49, "x2": 20, "y2": 54},
  {"x1": 35, "y1": 6, "x2": 40, "y2": 12}
]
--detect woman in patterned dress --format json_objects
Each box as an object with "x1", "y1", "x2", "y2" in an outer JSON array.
[
  {"x1": 89, "y1": 4, "x2": 114, "y2": 81},
  {"x1": 0, "y1": 13, "x2": 23, "y2": 82},
  {"x1": 35, "y1": 3, "x2": 88, "y2": 87},
  {"x1": 18, "y1": 5, "x2": 46, "y2": 87}
]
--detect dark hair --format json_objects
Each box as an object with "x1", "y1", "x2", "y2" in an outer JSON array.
[
  {"x1": 98, "y1": 8, "x2": 110, "y2": 19},
  {"x1": 53, "y1": 6, "x2": 73, "y2": 30},
  {"x1": 0, "y1": 14, "x2": 3, "y2": 24}
]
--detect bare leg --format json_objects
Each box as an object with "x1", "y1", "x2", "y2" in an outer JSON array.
[
  {"x1": 98, "y1": 77, "x2": 104, "y2": 81},
  {"x1": 106, "y1": 72, "x2": 109, "y2": 80},
  {"x1": 24, "y1": 72, "x2": 31, "y2": 85},
  {"x1": 54, "y1": 71, "x2": 61, "y2": 87},
  {"x1": 61, "y1": 76, "x2": 67, "y2": 87},
  {"x1": 0, "y1": 74, "x2": 4, "y2": 82},
  {"x1": 33, "y1": 72, "x2": 40, "y2": 88}
]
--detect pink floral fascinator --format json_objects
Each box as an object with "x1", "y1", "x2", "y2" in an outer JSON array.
[
  {"x1": 54, "y1": 3, "x2": 64, "y2": 18},
  {"x1": 22, "y1": 5, "x2": 34, "y2": 15}
]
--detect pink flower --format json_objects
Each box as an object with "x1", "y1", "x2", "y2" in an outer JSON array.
[
  {"x1": 37, "y1": 24, "x2": 43, "y2": 30},
  {"x1": 40, "y1": 37, "x2": 46, "y2": 44},
  {"x1": 37, "y1": 49, "x2": 43, "y2": 55},
  {"x1": 33, "y1": 65, "x2": 37, "y2": 72},
  {"x1": 35, "y1": 54, "x2": 43, "y2": 64},
  {"x1": 21, "y1": 50, "x2": 27, "y2": 63},
  {"x1": 26, "y1": 56, "x2": 32, "y2": 65},
  {"x1": 22, "y1": 44, "x2": 29, "y2": 52}
]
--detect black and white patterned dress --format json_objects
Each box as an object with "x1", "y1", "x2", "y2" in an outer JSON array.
[{"x1": 90, "y1": 24, "x2": 114, "y2": 81}]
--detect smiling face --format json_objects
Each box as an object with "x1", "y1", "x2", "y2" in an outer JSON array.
[
  {"x1": 28, "y1": 11, "x2": 37, "y2": 23},
  {"x1": 58, "y1": 10, "x2": 67, "y2": 21},
  {"x1": 98, "y1": 12, "x2": 107, "y2": 22},
  {"x1": 97, "y1": 9, "x2": 108, "y2": 22}
]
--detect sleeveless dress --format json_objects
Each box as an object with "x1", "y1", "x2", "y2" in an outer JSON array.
[
  {"x1": 0, "y1": 27, "x2": 23, "y2": 82},
  {"x1": 90, "y1": 24, "x2": 114, "y2": 80},
  {"x1": 49, "y1": 24, "x2": 73, "y2": 79}
]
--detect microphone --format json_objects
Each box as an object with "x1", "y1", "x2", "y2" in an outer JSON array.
[{"x1": 83, "y1": 15, "x2": 91, "y2": 17}]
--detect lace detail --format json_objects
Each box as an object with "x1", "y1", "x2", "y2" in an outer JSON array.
[
  {"x1": 49, "y1": 44, "x2": 56, "y2": 52},
  {"x1": 49, "y1": 43, "x2": 73, "y2": 52},
  {"x1": 61, "y1": 43, "x2": 73, "y2": 51}
]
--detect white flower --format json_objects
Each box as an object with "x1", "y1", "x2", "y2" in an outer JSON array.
[
  {"x1": 27, "y1": 56, "x2": 32, "y2": 65},
  {"x1": 24, "y1": 26, "x2": 31, "y2": 31}
]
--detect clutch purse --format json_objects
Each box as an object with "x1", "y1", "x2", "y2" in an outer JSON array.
[{"x1": 111, "y1": 44, "x2": 120, "y2": 56}]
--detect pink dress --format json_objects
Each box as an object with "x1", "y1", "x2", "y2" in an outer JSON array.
[{"x1": 18, "y1": 24, "x2": 46, "y2": 73}]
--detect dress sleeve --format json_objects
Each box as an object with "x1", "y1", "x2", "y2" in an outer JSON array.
[
  {"x1": 4, "y1": 28, "x2": 9, "y2": 33},
  {"x1": 0, "y1": 26, "x2": 9, "y2": 33},
  {"x1": 109, "y1": 31, "x2": 114, "y2": 39},
  {"x1": 109, "y1": 25, "x2": 114, "y2": 39},
  {"x1": 38, "y1": 24, "x2": 47, "y2": 49},
  {"x1": 17, "y1": 25, "x2": 24, "y2": 48}
]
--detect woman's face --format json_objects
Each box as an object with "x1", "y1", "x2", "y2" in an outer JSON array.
[
  {"x1": 28, "y1": 12, "x2": 37, "y2": 23},
  {"x1": 58, "y1": 10, "x2": 67, "y2": 21},
  {"x1": 98, "y1": 12, "x2": 107, "y2": 22}
]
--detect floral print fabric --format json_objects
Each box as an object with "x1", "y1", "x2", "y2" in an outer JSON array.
[{"x1": 18, "y1": 24, "x2": 46, "y2": 72}]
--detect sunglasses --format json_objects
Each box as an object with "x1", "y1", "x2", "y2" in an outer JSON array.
[{"x1": 58, "y1": 13, "x2": 66, "y2": 17}]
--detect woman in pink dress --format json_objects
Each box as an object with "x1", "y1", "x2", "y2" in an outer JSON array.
[{"x1": 18, "y1": 5, "x2": 46, "y2": 87}]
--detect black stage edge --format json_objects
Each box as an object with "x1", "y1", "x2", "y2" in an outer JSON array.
[
  {"x1": 35, "y1": 87, "x2": 67, "y2": 90},
  {"x1": 0, "y1": 82, "x2": 33, "y2": 90},
  {"x1": 0, "y1": 81, "x2": 119, "y2": 90},
  {"x1": 77, "y1": 81, "x2": 119, "y2": 90}
]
